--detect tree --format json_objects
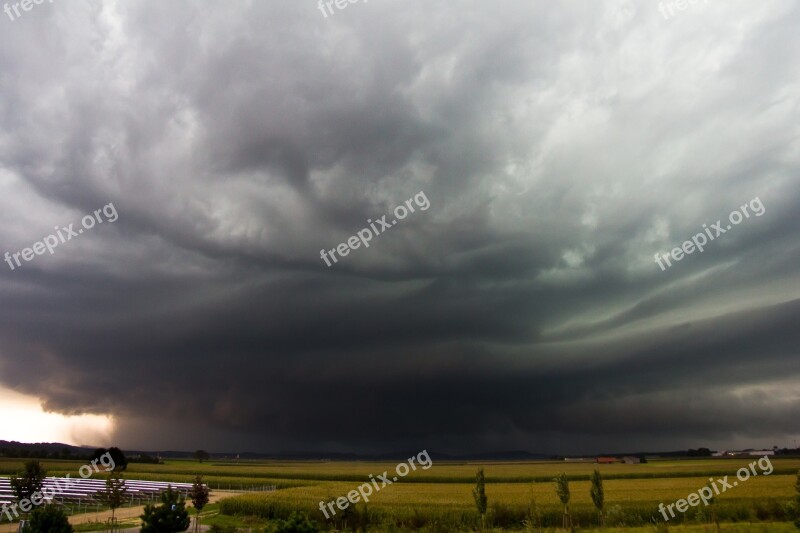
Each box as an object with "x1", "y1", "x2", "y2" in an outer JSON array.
[
  {"x1": 193, "y1": 450, "x2": 210, "y2": 463},
  {"x1": 90, "y1": 448, "x2": 108, "y2": 462},
  {"x1": 21, "y1": 505, "x2": 73, "y2": 533},
  {"x1": 140, "y1": 486, "x2": 190, "y2": 533},
  {"x1": 189, "y1": 476, "x2": 210, "y2": 533},
  {"x1": 472, "y1": 468, "x2": 488, "y2": 528},
  {"x1": 10, "y1": 461, "x2": 46, "y2": 514},
  {"x1": 108, "y1": 447, "x2": 128, "y2": 471},
  {"x1": 590, "y1": 469, "x2": 604, "y2": 526},
  {"x1": 554, "y1": 473, "x2": 572, "y2": 530},
  {"x1": 91, "y1": 447, "x2": 128, "y2": 471},
  {"x1": 95, "y1": 472, "x2": 127, "y2": 530},
  {"x1": 687, "y1": 448, "x2": 712, "y2": 457}
]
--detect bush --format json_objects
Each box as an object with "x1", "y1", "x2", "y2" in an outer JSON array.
[
  {"x1": 268, "y1": 511, "x2": 320, "y2": 533},
  {"x1": 22, "y1": 504, "x2": 73, "y2": 533},
  {"x1": 208, "y1": 526, "x2": 236, "y2": 533},
  {"x1": 140, "y1": 486, "x2": 191, "y2": 533}
]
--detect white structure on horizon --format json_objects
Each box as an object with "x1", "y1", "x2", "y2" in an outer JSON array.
[{"x1": 712, "y1": 450, "x2": 775, "y2": 457}]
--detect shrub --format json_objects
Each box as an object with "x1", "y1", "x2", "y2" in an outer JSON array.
[
  {"x1": 21, "y1": 504, "x2": 73, "y2": 533},
  {"x1": 208, "y1": 526, "x2": 236, "y2": 533},
  {"x1": 140, "y1": 486, "x2": 191, "y2": 533},
  {"x1": 268, "y1": 511, "x2": 320, "y2": 533}
]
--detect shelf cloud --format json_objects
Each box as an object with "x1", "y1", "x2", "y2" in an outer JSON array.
[{"x1": 0, "y1": 0, "x2": 798, "y2": 453}]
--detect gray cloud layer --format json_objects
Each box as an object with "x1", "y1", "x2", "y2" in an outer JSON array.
[{"x1": 0, "y1": 0, "x2": 798, "y2": 453}]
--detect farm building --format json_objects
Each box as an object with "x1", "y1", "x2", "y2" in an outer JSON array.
[{"x1": 714, "y1": 450, "x2": 776, "y2": 457}]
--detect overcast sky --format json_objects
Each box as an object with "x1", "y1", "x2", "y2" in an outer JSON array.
[{"x1": 0, "y1": 0, "x2": 798, "y2": 455}]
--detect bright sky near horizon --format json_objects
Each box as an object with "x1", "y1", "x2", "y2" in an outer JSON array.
[{"x1": 0, "y1": 385, "x2": 114, "y2": 446}]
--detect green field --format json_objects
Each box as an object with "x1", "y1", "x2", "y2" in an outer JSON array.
[{"x1": 2, "y1": 457, "x2": 799, "y2": 531}]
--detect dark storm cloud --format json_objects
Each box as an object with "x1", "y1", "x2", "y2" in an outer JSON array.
[{"x1": 0, "y1": 0, "x2": 798, "y2": 453}]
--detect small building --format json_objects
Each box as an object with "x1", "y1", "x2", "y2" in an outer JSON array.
[
  {"x1": 596, "y1": 457, "x2": 619, "y2": 464},
  {"x1": 622, "y1": 456, "x2": 641, "y2": 464}
]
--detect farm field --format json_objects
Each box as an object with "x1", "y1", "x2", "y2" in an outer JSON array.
[
  {"x1": 4, "y1": 456, "x2": 799, "y2": 482},
  {"x1": 2, "y1": 457, "x2": 798, "y2": 531},
  {"x1": 212, "y1": 460, "x2": 800, "y2": 531},
  {"x1": 201, "y1": 457, "x2": 800, "y2": 531}
]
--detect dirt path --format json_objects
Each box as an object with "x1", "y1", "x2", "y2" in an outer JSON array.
[{"x1": 0, "y1": 491, "x2": 240, "y2": 532}]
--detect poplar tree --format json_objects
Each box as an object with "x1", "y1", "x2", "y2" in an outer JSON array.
[
  {"x1": 472, "y1": 468, "x2": 488, "y2": 528},
  {"x1": 590, "y1": 469, "x2": 605, "y2": 526},
  {"x1": 554, "y1": 473, "x2": 572, "y2": 530}
]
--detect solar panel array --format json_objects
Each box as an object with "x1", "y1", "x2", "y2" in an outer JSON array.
[{"x1": 0, "y1": 476, "x2": 195, "y2": 512}]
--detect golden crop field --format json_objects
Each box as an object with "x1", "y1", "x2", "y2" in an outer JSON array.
[
  {"x1": 5, "y1": 456, "x2": 797, "y2": 480},
  {"x1": 254, "y1": 475, "x2": 796, "y2": 508},
  {"x1": 151, "y1": 457, "x2": 800, "y2": 482},
  {"x1": 195, "y1": 457, "x2": 799, "y2": 530},
  {"x1": 3, "y1": 456, "x2": 798, "y2": 530}
]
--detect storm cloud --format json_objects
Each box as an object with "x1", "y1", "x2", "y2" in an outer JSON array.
[{"x1": 0, "y1": 0, "x2": 798, "y2": 454}]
